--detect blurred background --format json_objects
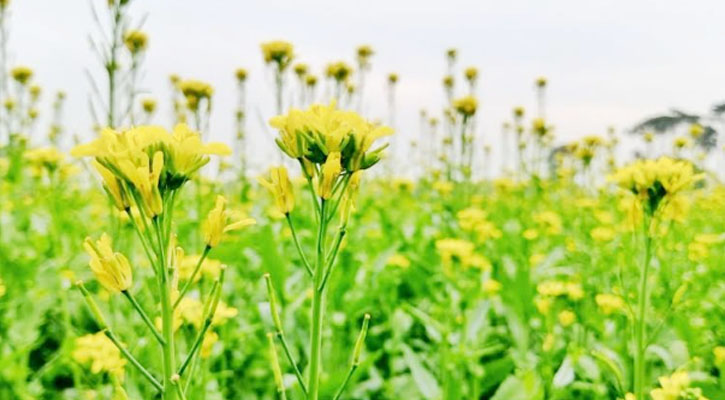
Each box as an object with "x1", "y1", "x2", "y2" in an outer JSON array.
[{"x1": 8, "y1": 0, "x2": 725, "y2": 176}]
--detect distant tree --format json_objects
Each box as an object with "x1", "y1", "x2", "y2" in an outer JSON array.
[{"x1": 630, "y1": 108, "x2": 718, "y2": 150}]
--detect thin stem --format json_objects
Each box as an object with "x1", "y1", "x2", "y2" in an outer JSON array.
[
  {"x1": 306, "y1": 176, "x2": 322, "y2": 219},
  {"x1": 286, "y1": 214, "x2": 313, "y2": 277},
  {"x1": 634, "y1": 219, "x2": 653, "y2": 400},
  {"x1": 308, "y1": 199, "x2": 328, "y2": 400},
  {"x1": 174, "y1": 245, "x2": 211, "y2": 309},
  {"x1": 156, "y1": 219, "x2": 177, "y2": 400},
  {"x1": 318, "y1": 227, "x2": 346, "y2": 292},
  {"x1": 122, "y1": 290, "x2": 165, "y2": 346},
  {"x1": 104, "y1": 330, "x2": 164, "y2": 392},
  {"x1": 77, "y1": 282, "x2": 164, "y2": 392},
  {"x1": 333, "y1": 366, "x2": 357, "y2": 400},
  {"x1": 179, "y1": 271, "x2": 224, "y2": 377},
  {"x1": 334, "y1": 313, "x2": 370, "y2": 400},
  {"x1": 277, "y1": 332, "x2": 308, "y2": 395},
  {"x1": 125, "y1": 207, "x2": 159, "y2": 271}
]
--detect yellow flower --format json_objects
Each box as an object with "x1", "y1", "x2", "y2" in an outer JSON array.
[
  {"x1": 533, "y1": 211, "x2": 562, "y2": 235},
  {"x1": 261, "y1": 40, "x2": 294, "y2": 69},
  {"x1": 72, "y1": 124, "x2": 231, "y2": 200},
  {"x1": 537, "y1": 280, "x2": 583, "y2": 301},
  {"x1": 73, "y1": 332, "x2": 126, "y2": 377},
  {"x1": 523, "y1": 229, "x2": 539, "y2": 240},
  {"x1": 93, "y1": 161, "x2": 129, "y2": 211},
  {"x1": 387, "y1": 253, "x2": 410, "y2": 268},
  {"x1": 590, "y1": 226, "x2": 616, "y2": 242},
  {"x1": 24, "y1": 147, "x2": 65, "y2": 172},
  {"x1": 610, "y1": 157, "x2": 703, "y2": 216},
  {"x1": 558, "y1": 310, "x2": 576, "y2": 327},
  {"x1": 435, "y1": 238, "x2": 488, "y2": 270},
  {"x1": 536, "y1": 76, "x2": 547, "y2": 87},
  {"x1": 141, "y1": 98, "x2": 156, "y2": 114},
  {"x1": 178, "y1": 80, "x2": 213, "y2": 110},
  {"x1": 356, "y1": 45, "x2": 374, "y2": 65},
  {"x1": 0, "y1": 277, "x2": 6, "y2": 298},
  {"x1": 388, "y1": 73, "x2": 399, "y2": 84},
  {"x1": 201, "y1": 331, "x2": 218, "y2": 359},
  {"x1": 452, "y1": 96, "x2": 477, "y2": 118},
  {"x1": 532, "y1": 118, "x2": 551, "y2": 137},
  {"x1": 179, "y1": 255, "x2": 222, "y2": 281},
  {"x1": 483, "y1": 279, "x2": 502, "y2": 295},
  {"x1": 714, "y1": 346, "x2": 725, "y2": 365},
  {"x1": 123, "y1": 30, "x2": 148, "y2": 54},
  {"x1": 689, "y1": 123, "x2": 704, "y2": 139},
  {"x1": 464, "y1": 67, "x2": 478, "y2": 82},
  {"x1": 258, "y1": 167, "x2": 294, "y2": 215},
  {"x1": 457, "y1": 208, "x2": 502, "y2": 242},
  {"x1": 83, "y1": 234, "x2": 132, "y2": 293},
  {"x1": 318, "y1": 152, "x2": 342, "y2": 200},
  {"x1": 202, "y1": 196, "x2": 256, "y2": 247},
  {"x1": 595, "y1": 293, "x2": 625, "y2": 315},
  {"x1": 269, "y1": 102, "x2": 393, "y2": 172},
  {"x1": 650, "y1": 371, "x2": 708, "y2": 400},
  {"x1": 235, "y1": 68, "x2": 248, "y2": 82},
  {"x1": 11, "y1": 66, "x2": 33, "y2": 85},
  {"x1": 325, "y1": 61, "x2": 353, "y2": 82},
  {"x1": 535, "y1": 297, "x2": 552, "y2": 314}
]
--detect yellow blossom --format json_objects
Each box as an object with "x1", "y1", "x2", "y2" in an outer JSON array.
[
  {"x1": 73, "y1": 332, "x2": 126, "y2": 377},
  {"x1": 258, "y1": 167, "x2": 294, "y2": 214},
  {"x1": 11, "y1": 66, "x2": 33, "y2": 84},
  {"x1": 202, "y1": 195, "x2": 256, "y2": 247},
  {"x1": 261, "y1": 40, "x2": 294, "y2": 69},
  {"x1": 387, "y1": 253, "x2": 410, "y2": 268},
  {"x1": 590, "y1": 226, "x2": 616, "y2": 242},
  {"x1": 452, "y1": 96, "x2": 477, "y2": 118},
  {"x1": 83, "y1": 234, "x2": 132, "y2": 293},
  {"x1": 558, "y1": 310, "x2": 576, "y2": 327},
  {"x1": 596, "y1": 293, "x2": 625, "y2": 315},
  {"x1": 123, "y1": 30, "x2": 148, "y2": 54},
  {"x1": 201, "y1": 331, "x2": 218, "y2": 359},
  {"x1": 483, "y1": 279, "x2": 502, "y2": 295}
]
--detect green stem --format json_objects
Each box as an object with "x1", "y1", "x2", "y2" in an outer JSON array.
[
  {"x1": 634, "y1": 224, "x2": 653, "y2": 400},
  {"x1": 308, "y1": 199, "x2": 328, "y2": 400},
  {"x1": 174, "y1": 245, "x2": 211, "y2": 309},
  {"x1": 122, "y1": 290, "x2": 165, "y2": 346},
  {"x1": 286, "y1": 214, "x2": 313, "y2": 277},
  {"x1": 156, "y1": 220, "x2": 177, "y2": 400},
  {"x1": 333, "y1": 366, "x2": 357, "y2": 400},
  {"x1": 178, "y1": 277, "x2": 222, "y2": 377},
  {"x1": 104, "y1": 330, "x2": 164, "y2": 392},
  {"x1": 319, "y1": 227, "x2": 346, "y2": 292},
  {"x1": 277, "y1": 332, "x2": 308, "y2": 395}
]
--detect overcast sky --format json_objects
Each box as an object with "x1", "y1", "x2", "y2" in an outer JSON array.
[{"x1": 8, "y1": 0, "x2": 725, "y2": 174}]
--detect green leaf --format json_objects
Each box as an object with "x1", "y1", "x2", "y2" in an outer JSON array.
[{"x1": 401, "y1": 344, "x2": 441, "y2": 399}]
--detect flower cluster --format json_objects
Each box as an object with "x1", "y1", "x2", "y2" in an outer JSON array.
[
  {"x1": 452, "y1": 96, "x2": 477, "y2": 118},
  {"x1": 610, "y1": 157, "x2": 703, "y2": 217},
  {"x1": 649, "y1": 371, "x2": 709, "y2": 400},
  {"x1": 325, "y1": 61, "x2": 353, "y2": 83},
  {"x1": 71, "y1": 124, "x2": 230, "y2": 215},
  {"x1": 178, "y1": 80, "x2": 213, "y2": 111},
  {"x1": 261, "y1": 40, "x2": 294, "y2": 69},
  {"x1": 124, "y1": 30, "x2": 148, "y2": 54},
  {"x1": 72, "y1": 332, "x2": 127, "y2": 377},
  {"x1": 11, "y1": 65, "x2": 33, "y2": 85},
  {"x1": 269, "y1": 102, "x2": 393, "y2": 182}
]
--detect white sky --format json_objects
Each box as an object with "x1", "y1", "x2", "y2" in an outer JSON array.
[{"x1": 8, "y1": 0, "x2": 725, "y2": 175}]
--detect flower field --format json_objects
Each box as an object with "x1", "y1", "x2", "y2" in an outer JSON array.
[{"x1": 0, "y1": 1, "x2": 724, "y2": 399}]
